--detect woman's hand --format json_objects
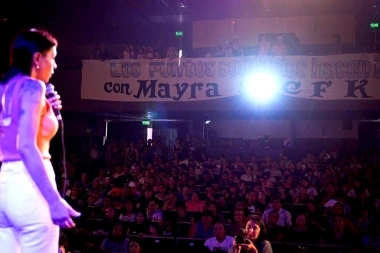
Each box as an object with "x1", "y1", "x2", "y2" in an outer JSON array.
[
  {"x1": 46, "y1": 90, "x2": 62, "y2": 111},
  {"x1": 49, "y1": 198, "x2": 81, "y2": 228},
  {"x1": 239, "y1": 239, "x2": 258, "y2": 253}
]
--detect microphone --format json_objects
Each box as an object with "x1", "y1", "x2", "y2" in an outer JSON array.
[{"x1": 45, "y1": 83, "x2": 62, "y2": 121}]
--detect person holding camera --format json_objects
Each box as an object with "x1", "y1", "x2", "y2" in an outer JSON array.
[{"x1": 229, "y1": 215, "x2": 273, "y2": 253}]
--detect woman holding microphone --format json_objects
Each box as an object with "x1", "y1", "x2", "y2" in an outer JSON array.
[{"x1": 0, "y1": 28, "x2": 80, "y2": 253}]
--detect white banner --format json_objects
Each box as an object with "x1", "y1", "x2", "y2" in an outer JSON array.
[{"x1": 81, "y1": 54, "x2": 380, "y2": 102}]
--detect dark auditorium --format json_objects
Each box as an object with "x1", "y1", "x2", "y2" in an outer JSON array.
[{"x1": 1, "y1": 1, "x2": 380, "y2": 253}]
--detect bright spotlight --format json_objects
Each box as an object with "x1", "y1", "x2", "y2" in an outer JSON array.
[
  {"x1": 205, "y1": 120, "x2": 211, "y2": 124},
  {"x1": 242, "y1": 72, "x2": 280, "y2": 101}
]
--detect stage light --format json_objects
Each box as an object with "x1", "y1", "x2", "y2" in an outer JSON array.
[
  {"x1": 205, "y1": 120, "x2": 211, "y2": 124},
  {"x1": 242, "y1": 71, "x2": 280, "y2": 102}
]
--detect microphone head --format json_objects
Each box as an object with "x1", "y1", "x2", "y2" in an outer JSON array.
[{"x1": 45, "y1": 83, "x2": 55, "y2": 98}]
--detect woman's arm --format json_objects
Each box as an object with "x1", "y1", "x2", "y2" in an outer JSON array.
[
  {"x1": 18, "y1": 79, "x2": 79, "y2": 227},
  {"x1": 18, "y1": 80, "x2": 61, "y2": 202},
  {"x1": 260, "y1": 240, "x2": 273, "y2": 253}
]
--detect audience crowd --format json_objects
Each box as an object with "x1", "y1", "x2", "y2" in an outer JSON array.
[
  {"x1": 55, "y1": 135, "x2": 380, "y2": 253},
  {"x1": 89, "y1": 33, "x2": 380, "y2": 61}
]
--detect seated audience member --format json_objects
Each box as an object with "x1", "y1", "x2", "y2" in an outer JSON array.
[
  {"x1": 228, "y1": 209, "x2": 246, "y2": 236},
  {"x1": 219, "y1": 171, "x2": 232, "y2": 190},
  {"x1": 136, "y1": 47, "x2": 146, "y2": 59},
  {"x1": 90, "y1": 42, "x2": 110, "y2": 60},
  {"x1": 189, "y1": 210, "x2": 215, "y2": 239},
  {"x1": 177, "y1": 184, "x2": 192, "y2": 203},
  {"x1": 293, "y1": 184, "x2": 314, "y2": 204},
  {"x1": 162, "y1": 192, "x2": 179, "y2": 211},
  {"x1": 217, "y1": 195, "x2": 232, "y2": 212},
  {"x1": 253, "y1": 184, "x2": 267, "y2": 205},
  {"x1": 103, "y1": 177, "x2": 113, "y2": 196},
  {"x1": 257, "y1": 34, "x2": 271, "y2": 56},
  {"x1": 305, "y1": 200, "x2": 324, "y2": 230},
  {"x1": 86, "y1": 189, "x2": 102, "y2": 208},
  {"x1": 138, "y1": 169, "x2": 151, "y2": 185},
  {"x1": 65, "y1": 184, "x2": 86, "y2": 214},
  {"x1": 209, "y1": 201, "x2": 226, "y2": 224},
  {"x1": 127, "y1": 211, "x2": 150, "y2": 235},
  {"x1": 166, "y1": 176, "x2": 179, "y2": 193},
  {"x1": 205, "y1": 185, "x2": 217, "y2": 201},
  {"x1": 214, "y1": 45, "x2": 226, "y2": 57},
  {"x1": 98, "y1": 207, "x2": 120, "y2": 236},
  {"x1": 113, "y1": 185, "x2": 133, "y2": 208},
  {"x1": 100, "y1": 224, "x2": 129, "y2": 253},
  {"x1": 289, "y1": 37, "x2": 304, "y2": 55},
  {"x1": 231, "y1": 39, "x2": 244, "y2": 57},
  {"x1": 154, "y1": 183, "x2": 167, "y2": 202},
  {"x1": 347, "y1": 183, "x2": 371, "y2": 207},
  {"x1": 160, "y1": 215, "x2": 181, "y2": 237},
  {"x1": 186, "y1": 192, "x2": 206, "y2": 211},
  {"x1": 240, "y1": 166, "x2": 256, "y2": 183},
  {"x1": 76, "y1": 172, "x2": 92, "y2": 194},
  {"x1": 322, "y1": 215, "x2": 356, "y2": 246},
  {"x1": 119, "y1": 199, "x2": 136, "y2": 223},
  {"x1": 258, "y1": 173, "x2": 275, "y2": 200},
  {"x1": 165, "y1": 46, "x2": 178, "y2": 59},
  {"x1": 354, "y1": 208, "x2": 371, "y2": 233},
  {"x1": 265, "y1": 210, "x2": 285, "y2": 242},
  {"x1": 301, "y1": 177, "x2": 319, "y2": 198},
  {"x1": 139, "y1": 186, "x2": 158, "y2": 210},
  {"x1": 223, "y1": 41, "x2": 233, "y2": 57},
  {"x1": 229, "y1": 215, "x2": 273, "y2": 253},
  {"x1": 146, "y1": 199, "x2": 163, "y2": 222},
  {"x1": 93, "y1": 169, "x2": 107, "y2": 187},
  {"x1": 322, "y1": 186, "x2": 351, "y2": 215},
  {"x1": 262, "y1": 197, "x2": 292, "y2": 228},
  {"x1": 128, "y1": 238, "x2": 143, "y2": 253},
  {"x1": 99, "y1": 196, "x2": 114, "y2": 216},
  {"x1": 91, "y1": 178, "x2": 105, "y2": 196},
  {"x1": 285, "y1": 213, "x2": 319, "y2": 244},
  {"x1": 276, "y1": 184, "x2": 293, "y2": 204},
  {"x1": 204, "y1": 222, "x2": 234, "y2": 253},
  {"x1": 77, "y1": 206, "x2": 119, "y2": 238},
  {"x1": 246, "y1": 191, "x2": 265, "y2": 215},
  {"x1": 325, "y1": 202, "x2": 355, "y2": 233},
  {"x1": 176, "y1": 203, "x2": 192, "y2": 222},
  {"x1": 225, "y1": 184, "x2": 242, "y2": 201},
  {"x1": 121, "y1": 44, "x2": 134, "y2": 59},
  {"x1": 148, "y1": 223, "x2": 159, "y2": 236}
]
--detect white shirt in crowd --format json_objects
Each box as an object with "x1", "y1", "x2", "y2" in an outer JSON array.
[
  {"x1": 204, "y1": 236, "x2": 234, "y2": 252},
  {"x1": 240, "y1": 174, "x2": 256, "y2": 182}
]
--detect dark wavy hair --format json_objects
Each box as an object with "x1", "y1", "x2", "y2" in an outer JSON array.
[
  {"x1": 246, "y1": 215, "x2": 268, "y2": 244},
  {"x1": 1, "y1": 28, "x2": 57, "y2": 84}
]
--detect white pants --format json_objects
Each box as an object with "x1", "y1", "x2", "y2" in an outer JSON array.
[{"x1": 0, "y1": 160, "x2": 60, "y2": 253}]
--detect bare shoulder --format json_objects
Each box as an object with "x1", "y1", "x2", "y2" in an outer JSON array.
[{"x1": 20, "y1": 78, "x2": 45, "y2": 101}]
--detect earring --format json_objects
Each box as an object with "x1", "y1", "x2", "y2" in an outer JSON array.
[{"x1": 36, "y1": 65, "x2": 39, "y2": 69}]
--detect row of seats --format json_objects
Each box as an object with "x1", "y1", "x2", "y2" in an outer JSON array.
[
  {"x1": 271, "y1": 242, "x2": 380, "y2": 253},
  {"x1": 98, "y1": 235, "x2": 380, "y2": 253}
]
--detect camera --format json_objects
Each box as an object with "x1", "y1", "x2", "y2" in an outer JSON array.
[{"x1": 235, "y1": 228, "x2": 248, "y2": 244}]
